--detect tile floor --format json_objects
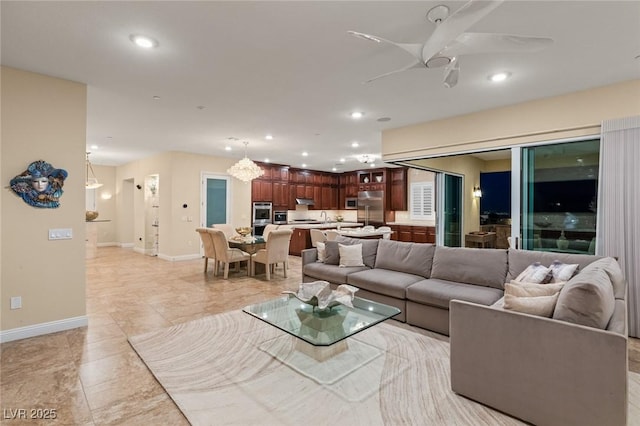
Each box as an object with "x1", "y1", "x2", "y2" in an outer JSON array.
[{"x1": 1, "y1": 246, "x2": 638, "y2": 425}]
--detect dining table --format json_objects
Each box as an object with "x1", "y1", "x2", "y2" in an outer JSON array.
[{"x1": 228, "y1": 236, "x2": 266, "y2": 275}]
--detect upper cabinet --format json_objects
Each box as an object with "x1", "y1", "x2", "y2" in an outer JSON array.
[{"x1": 251, "y1": 163, "x2": 407, "y2": 214}]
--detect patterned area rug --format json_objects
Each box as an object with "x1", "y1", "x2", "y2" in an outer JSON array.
[{"x1": 129, "y1": 310, "x2": 640, "y2": 426}]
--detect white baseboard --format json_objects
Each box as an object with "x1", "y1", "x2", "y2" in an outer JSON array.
[
  {"x1": 133, "y1": 247, "x2": 146, "y2": 254},
  {"x1": 120, "y1": 242, "x2": 134, "y2": 248},
  {"x1": 0, "y1": 316, "x2": 88, "y2": 343},
  {"x1": 97, "y1": 242, "x2": 119, "y2": 247},
  {"x1": 158, "y1": 253, "x2": 201, "y2": 262}
]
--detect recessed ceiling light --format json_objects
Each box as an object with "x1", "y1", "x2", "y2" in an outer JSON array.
[
  {"x1": 302, "y1": 151, "x2": 309, "y2": 157},
  {"x1": 90, "y1": 144, "x2": 99, "y2": 150},
  {"x1": 225, "y1": 146, "x2": 232, "y2": 151},
  {"x1": 265, "y1": 134, "x2": 273, "y2": 140},
  {"x1": 129, "y1": 34, "x2": 159, "y2": 49},
  {"x1": 301, "y1": 163, "x2": 307, "y2": 168},
  {"x1": 489, "y1": 72, "x2": 511, "y2": 83},
  {"x1": 339, "y1": 158, "x2": 345, "y2": 163},
  {"x1": 370, "y1": 163, "x2": 376, "y2": 168},
  {"x1": 264, "y1": 158, "x2": 271, "y2": 163},
  {"x1": 153, "y1": 95, "x2": 160, "y2": 100},
  {"x1": 332, "y1": 167, "x2": 337, "y2": 172},
  {"x1": 351, "y1": 142, "x2": 359, "y2": 148},
  {"x1": 350, "y1": 111, "x2": 364, "y2": 119}
]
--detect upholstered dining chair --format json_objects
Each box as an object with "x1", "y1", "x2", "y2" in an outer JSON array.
[
  {"x1": 310, "y1": 228, "x2": 327, "y2": 247},
  {"x1": 325, "y1": 229, "x2": 340, "y2": 241},
  {"x1": 211, "y1": 223, "x2": 235, "y2": 240},
  {"x1": 196, "y1": 228, "x2": 217, "y2": 274},
  {"x1": 208, "y1": 228, "x2": 251, "y2": 279},
  {"x1": 262, "y1": 224, "x2": 279, "y2": 241},
  {"x1": 377, "y1": 226, "x2": 392, "y2": 240},
  {"x1": 251, "y1": 229, "x2": 293, "y2": 280}
]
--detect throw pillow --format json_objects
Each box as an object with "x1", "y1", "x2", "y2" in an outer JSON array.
[
  {"x1": 504, "y1": 292, "x2": 560, "y2": 318},
  {"x1": 324, "y1": 241, "x2": 341, "y2": 265},
  {"x1": 515, "y1": 262, "x2": 552, "y2": 284},
  {"x1": 339, "y1": 243, "x2": 364, "y2": 268},
  {"x1": 506, "y1": 281, "x2": 565, "y2": 297},
  {"x1": 316, "y1": 242, "x2": 326, "y2": 263},
  {"x1": 548, "y1": 260, "x2": 579, "y2": 283}
]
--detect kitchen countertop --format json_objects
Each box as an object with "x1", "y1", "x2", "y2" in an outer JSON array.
[
  {"x1": 279, "y1": 222, "x2": 362, "y2": 229},
  {"x1": 385, "y1": 221, "x2": 435, "y2": 227}
]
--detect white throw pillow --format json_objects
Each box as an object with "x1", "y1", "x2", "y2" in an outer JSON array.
[
  {"x1": 507, "y1": 281, "x2": 565, "y2": 297},
  {"x1": 515, "y1": 262, "x2": 552, "y2": 284},
  {"x1": 338, "y1": 243, "x2": 364, "y2": 268},
  {"x1": 548, "y1": 260, "x2": 579, "y2": 283},
  {"x1": 504, "y1": 292, "x2": 560, "y2": 318},
  {"x1": 316, "y1": 242, "x2": 326, "y2": 263}
]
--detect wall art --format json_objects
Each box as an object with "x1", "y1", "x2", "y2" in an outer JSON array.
[{"x1": 10, "y1": 160, "x2": 68, "y2": 208}]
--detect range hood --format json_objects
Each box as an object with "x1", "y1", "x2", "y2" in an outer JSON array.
[{"x1": 295, "y1": 198, "x2": 315, "y2": 206}]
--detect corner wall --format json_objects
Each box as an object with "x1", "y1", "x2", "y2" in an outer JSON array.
[{"x1": 1, "y1": 67, "x2": 87, "y2": 338}]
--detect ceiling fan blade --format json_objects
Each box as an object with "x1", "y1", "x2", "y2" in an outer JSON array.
[
  {"x1": 362, "y1": 61, "x2": 423, "y2": 84},
  {"x1": 441, "y1": 33, "x2": 553, "y2": 57},
  {"x1": 348, "y1": 30, "x2": 423, "y2": 61},
  {"x1": 422, "y1": 0, "x2": 504, "y2": 62},
  {"x1": 443, "y1": 57, "x2": 460, "y2": 88}
]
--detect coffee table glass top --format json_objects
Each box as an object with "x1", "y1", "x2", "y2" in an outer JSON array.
[{"x1": 243, "y1": 295, "x2": 401, "y2": 346}]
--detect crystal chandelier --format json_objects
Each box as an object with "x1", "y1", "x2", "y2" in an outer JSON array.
[
  {"x1": 227, "y1": 141, "x2": 264, "y2": 182},
  {"x1": 85, "y1": 152, "x2": 103, "y2": 189}
]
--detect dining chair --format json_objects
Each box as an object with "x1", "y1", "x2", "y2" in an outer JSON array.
[
  {"x1": 377, "y1": 226, "x2": 392, "y2": 240},
  {"x1": 325, "y1": 229, "x2": 340, "y2": 241},
  {"x1": 211, "y1": 223, "x2": 236, "y2": 240},
  {"x1": 310, "y1": 228, "x2": 327, "y2": 247},
  {"x1": 251, "y1": 229, "x2": 293, "y2": 280},
  {"x1": 208, "y1": 228, "x2": 251, "y2": 279},
  {"x1": 262, "y1": 224, "x2": 279, "y2": 241},
  {"x1": 196, "y1": 228, "x2": 217, "y2": 274}
]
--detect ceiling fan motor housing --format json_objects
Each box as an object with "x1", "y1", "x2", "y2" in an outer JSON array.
[{"x1": 425, "y1": 56, "x2": 451, "y2": 68}]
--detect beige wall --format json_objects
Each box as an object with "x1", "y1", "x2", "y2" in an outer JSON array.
[
  {"x1": 383, "y1": 79, "x2": 640, "y2": 160},
  {"x1": 113, "y1": 151, "x2": 252, "y2": 259},
  {"x1": 1, "y1": 67, "x2": 87, "y2": 331}
]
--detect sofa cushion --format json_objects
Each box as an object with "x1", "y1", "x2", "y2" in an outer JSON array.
[
  {"x1": 316, "y1": 242, "x2": 327, "y2": 262},
  {"x1": 347, "y1": 268, "x2": 424, "y2": 299},
  {"x1": 552, "y1": 258, "x2": 615, "y2": 329},
  {"x1": 515, "y1": 263, "x2": 552, "y2": 284},
  {"x1": 506, "y1": 249, "x2": 601, "y2": 282},
  {"x1": 548, "y1": 260, "x2": 579, "y2": 283},
  {"x1": 339, "y1": 243, "x2": 364, "y2": 267},
  {"x1": 430, "y1": 246, "x2": 508, "y2": 289},
  {"x1": 324, "y1": 241, "x2": 341, "y2": 265},
  {"x1": 303, "y1": 262, "x2": 368, "y2": 284},
  {"x1": 406, "y1": 278, "x2": 504, "y2": 309},
  {"x1": 596, "y1": 257, "x2": 626, "y2": 300},
  {"x1": 506, "y1": 281, "x2": 565, "y2": 297},
  {"x1": 373, "y1": 239, "x2": 435, "y2": 278}
]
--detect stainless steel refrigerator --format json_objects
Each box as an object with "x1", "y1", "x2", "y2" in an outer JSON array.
[{"x1": 357, "y1": 191, "x2": 384, "y2": 226}]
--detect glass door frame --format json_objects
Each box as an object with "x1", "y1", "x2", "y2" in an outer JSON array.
[{"x1": 436, "y1": 171, "x2": 464, "y2": 247}]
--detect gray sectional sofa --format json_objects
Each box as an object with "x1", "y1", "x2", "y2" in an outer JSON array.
[{"x1": 302, "y1": 236, "x2": 628, "y2": 425}]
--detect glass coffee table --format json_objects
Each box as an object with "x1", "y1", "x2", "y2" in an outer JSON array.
[{"x1": 243, "y1": 294, "x2": 401, "y2": 347}]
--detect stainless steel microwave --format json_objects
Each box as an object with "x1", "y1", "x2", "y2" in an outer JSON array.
[{"x1": 345, "y1": 197, "x2": 357, "y2": 209}]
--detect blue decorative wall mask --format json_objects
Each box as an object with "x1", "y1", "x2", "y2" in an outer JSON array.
[{"x1": 10, "y1": 160, "x2": 68, "y2": 208}]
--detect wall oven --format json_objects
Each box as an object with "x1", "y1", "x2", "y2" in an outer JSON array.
[
  {"x1": 252, "y1": 202, "x2": 272, "y2": 236},
  {"x1": 345, "y1": 197, "x2": 358, "y2": 209}
]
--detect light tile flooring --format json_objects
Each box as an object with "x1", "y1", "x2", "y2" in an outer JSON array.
[{"x1": 1, "y1": 246, "x2": 639, "y2": 425}]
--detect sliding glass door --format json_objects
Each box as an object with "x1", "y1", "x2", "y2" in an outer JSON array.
[
  {"x1": 436, "y1": 173, "x2": 463, "y2": 247},
  {"x1": 520, "y1": 139, "x2": 600, "y2": 254}
]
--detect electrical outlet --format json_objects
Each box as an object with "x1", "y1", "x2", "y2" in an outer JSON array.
[
  {"x1": 10, "y1": 296, "x2": 22, "y2": 309},
  {"x1": 48, "y1": 228, "x2": 73, "y2": 240}
]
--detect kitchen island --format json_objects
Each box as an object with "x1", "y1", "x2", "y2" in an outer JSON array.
[{"x1": 278, "y1": 222, "x2": 362, "y2": 255}]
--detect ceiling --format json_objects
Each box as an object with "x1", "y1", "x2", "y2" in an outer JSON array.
[{"x1": 2, "y1": 1, "x2": 639, "y2": 172}]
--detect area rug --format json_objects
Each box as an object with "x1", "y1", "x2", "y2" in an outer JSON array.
[{"x1": 129, "y1": 310, "x2": 640, "y2": 426}]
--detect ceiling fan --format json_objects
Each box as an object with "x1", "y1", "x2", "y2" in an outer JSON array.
[{"x1": 348, "y1": 0, "x2": 553, "y2": 88}]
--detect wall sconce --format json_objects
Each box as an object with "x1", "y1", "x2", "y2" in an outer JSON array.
[{"x1": 473, "y1": 186, "x2": 482, "y2": 198}]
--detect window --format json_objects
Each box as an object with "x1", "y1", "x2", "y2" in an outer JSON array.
[{"x1": 410, "y1": 182, "x2": 434, "y2": 220}]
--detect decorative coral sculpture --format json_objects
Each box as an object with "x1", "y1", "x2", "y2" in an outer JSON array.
[{"x1": 283, "y1": 281, "x2": 358, "y2": 310}]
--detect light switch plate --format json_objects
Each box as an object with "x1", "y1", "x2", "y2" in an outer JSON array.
[
  {"x1": 49, "y1": 228, "x2": 73, "y2": 240},
  {"x1": 10, "y1": 296, "x2": 22, "y2": 309}
]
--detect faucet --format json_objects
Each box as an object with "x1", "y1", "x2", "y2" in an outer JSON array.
[{"x1": 320, "y1": 211, "x2": 327, "y2": 223}]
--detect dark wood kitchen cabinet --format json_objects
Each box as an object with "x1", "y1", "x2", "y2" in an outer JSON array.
[
  {"x1": 289, "y1": 228, "x2": 311, "y2": 256},
  {"x1": 389, "y1": 168, "x2": 408, "y2": 211},
  {"x1": 272, "y1": 181, "x2": 288, "y2": 209},
  {"x1": 251, "y1": 179, "x2": 272, "y2": 202}
]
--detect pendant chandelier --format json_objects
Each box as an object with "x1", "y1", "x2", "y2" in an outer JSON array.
[
  {"x1": 227, "y1": 141, "x2": 263, "y2": 182},
  {"x1": 85, "y1": 152, "x2": 103, "y2": 189}
]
